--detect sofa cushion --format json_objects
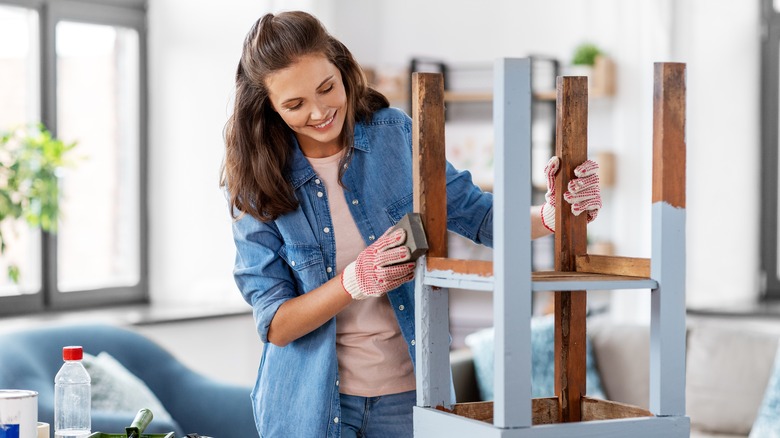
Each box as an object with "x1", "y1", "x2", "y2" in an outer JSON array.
[
  {"x1": 83, "y1": 351, "x2": 174, "y2": 424},
  {"x1": 464, "y1": 315, "x2": 605, "y2": 400},
  {"x1": 686, "y1": 325, "x2": 778, "y2": 435},
  {"x1": 749, "y1": 339, "x2": 780, "y2": 438},
  {"x1": 588, "y1": 318, "x2": 650, "y2": 409}
]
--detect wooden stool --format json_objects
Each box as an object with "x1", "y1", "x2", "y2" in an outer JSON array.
[{"x1": 411, "y1": 59, "x2": 689, "y2": 437}]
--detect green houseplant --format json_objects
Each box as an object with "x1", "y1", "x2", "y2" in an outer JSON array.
[
  {"x1": 571, "y1": 43, "x2": 603, "y2": 67},
  {"x1": 0, "y1": 124, "x2": 76, "y2": 282}
]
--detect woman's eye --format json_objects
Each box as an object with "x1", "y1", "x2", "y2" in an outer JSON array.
[
  {"x1": 287, "y1": 102, "x2": 303, "y2": 111},
  {"x1": 321, "y1": 84, "x2": 333, "y2": 94}
]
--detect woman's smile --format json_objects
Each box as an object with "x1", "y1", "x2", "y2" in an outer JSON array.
[{"x1": 311, "y1": 112, "x2": 336, "y2": 130}]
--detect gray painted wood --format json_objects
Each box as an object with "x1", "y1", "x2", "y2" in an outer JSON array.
[
  {"x1": 414, "y1": 407, "x2": 691, "y2": 438},
  {"x1": 650, "y1": 202, "x2": 687, "y2": 415},
  {"x1": 531, "y1": 278, "x2": 657, "y2": 290},
  {"x1": 422, "y1": 275, "x2": 494, "y2": 291},
  {"x1": 414, "y1": 256, "x2": 452, "y2": 408},
  {"x1": 492, "y1": 57, "x2": 534, "y2": 428},
  {"x1": 422, "y1": 273, "x2": 657, "y2": 291}
]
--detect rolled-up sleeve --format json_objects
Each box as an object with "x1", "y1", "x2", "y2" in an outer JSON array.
[
  {"x1": 444, "y1": 161, "x2": 494, "y2": 248},
  {"x1": 232, "y1": 214, "x2": 297, "y2": 343}
]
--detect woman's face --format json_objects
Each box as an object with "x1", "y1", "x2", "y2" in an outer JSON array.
[{"x1": 266, "y1": 54, "x2": 348, "y2": 158}]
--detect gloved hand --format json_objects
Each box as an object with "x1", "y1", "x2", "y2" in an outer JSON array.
[
  {"x1": 341, "y1": 227, "x2": 415, "y2": 300},
  {"x1": 540, "y1": 156, "x2": 602, "y2": 233}
]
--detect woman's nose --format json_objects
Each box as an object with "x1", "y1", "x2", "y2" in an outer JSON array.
[{"x1": 310, "y1": 99, "x2": 328, "y2": 120}]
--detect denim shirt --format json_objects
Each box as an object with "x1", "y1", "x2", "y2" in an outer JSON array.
[{"x1": 231, "y1": 107, "x2": 493, "y2": 437}]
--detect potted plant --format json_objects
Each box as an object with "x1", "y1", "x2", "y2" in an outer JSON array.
[
  {"x1": 567, "y1": 42, "x2": 614, "y2": 95},
  {"x1": 571, "y1": 42, "x2": 603, "y2": 68},
  {"x1": 0, "y1": 124, "x2": 76, "y2": 283}
]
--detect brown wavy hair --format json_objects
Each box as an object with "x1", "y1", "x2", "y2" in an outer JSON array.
[{"x1": 220, "y1": 11, "x2": 389, "y2": 222}]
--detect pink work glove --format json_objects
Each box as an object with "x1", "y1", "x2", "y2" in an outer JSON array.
[
  {"x1": 341, "y1": 227, "x2": 416, "y2": 300},
  {"x1": 540, "y1": 156, "x2": 602, "y2": 233}
]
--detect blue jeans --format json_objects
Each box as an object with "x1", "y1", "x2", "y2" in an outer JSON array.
[{"x1": 339, "y1": 390, "x2": 416, "y2": 438}]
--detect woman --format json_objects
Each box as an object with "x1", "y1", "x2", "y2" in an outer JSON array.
[{"x1": 220, "y1": 11, "x2": 601, "y2": 438}]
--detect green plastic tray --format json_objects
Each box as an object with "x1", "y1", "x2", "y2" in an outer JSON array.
[{"x1": 87, "y1": 409, "x2": 175, "y2": 438}]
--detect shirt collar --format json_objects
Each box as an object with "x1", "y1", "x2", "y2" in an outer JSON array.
[{"x1": 286, "y1": 120, "x2": 369, "y2": 189}]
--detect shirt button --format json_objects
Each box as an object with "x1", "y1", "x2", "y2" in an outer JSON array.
[
  {"x1": 369, "y1": 235, "x2": 375, "y2": 241},
  {"x1": 327, "y1": 267, "x2": 333, "y2": 273},
  {"x1": 336, "y1": 380, "x2": 340, "y2": 386},
  {"x1": 324, "y1": 227, "x2": 330, "y2": 233},
  {"x1": 315, "y1": 179, "x2": 321, "y2": 184},
  {"x1": 290, "y1": 261, "x2": 296, "y2": 267},
  {"x1": 411, "y1": 339, "x2": 416, "y2": 346},
  {"x1": 333, "y1": 417, "x2": 339, "y2": 424},
  {"x1": 317, "y1": 191, "x2": 323, "y2": 198},
  {"x1": 399, "y1": 305, "x2": 405, "y2": 311},
  {"x1": 352, "y1": 199, "x2": 359, "y2": 205}
]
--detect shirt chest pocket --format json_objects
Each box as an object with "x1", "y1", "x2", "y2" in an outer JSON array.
[
  {"x1": 385, "y1": 192, "x2": 413, "y2": 223},
  {"x1": 278, "y1": 244, "x2": 327, "y2": 293}
]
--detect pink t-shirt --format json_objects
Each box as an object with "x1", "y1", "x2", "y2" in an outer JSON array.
[{"x1": 307, "y1": 150, "x2": 415, "y2": 397}]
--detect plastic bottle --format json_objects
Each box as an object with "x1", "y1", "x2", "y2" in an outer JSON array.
[{"x1": 54, "y1": 346, "x2": 91, "y2": 438}]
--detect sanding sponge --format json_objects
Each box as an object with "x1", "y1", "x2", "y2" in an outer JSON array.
[{"x1": 391, "y1": 212, "x2": 429, "y2": 261}]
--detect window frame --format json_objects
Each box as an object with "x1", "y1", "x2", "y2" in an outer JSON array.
[
  {"x1": 762, "y1": 0, "x2": 780, "y2": 300},
  {"x1": 0, "y1": 0, "x2": 148, "y2": 314}
]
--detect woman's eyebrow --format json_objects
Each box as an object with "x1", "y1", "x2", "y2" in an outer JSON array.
[{"x1": 317, "y1": 75, "x2": 335, "y2": 89}]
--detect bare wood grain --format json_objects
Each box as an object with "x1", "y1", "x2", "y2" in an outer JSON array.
[
  {"x1": 424, "y1": 259, "x2": 651, "y2": 283},
  {"x1": 533, "y1": 271, "x2": 650, "y2": 282},
  {"x1": 412, "y1": 73, "x2": 448, "y2": 257},
  {"x1": 652, "y1": 63, "x2": 686, "y2": 208},
  {"x1": 581, "y1": 397, "x2": 654, "y2": 422},
  {"x1": 554, "y1": 75, "x2": 589, "y2": 423},
  {"x1": 436, "y1": 401, "x2": 494, "y2": 423},
  {"x1": 435, "y1": 397, "x2": 561, "y2": 425},
  {"x1": 426, "y1": 257, "x2": 493, "y2": 276},
  {"x1": 436, "y1": 397, "x2": 654, "y2": 425},
  {"x1": 575, "y1": 255, "x2": 651, "y2": 278}
]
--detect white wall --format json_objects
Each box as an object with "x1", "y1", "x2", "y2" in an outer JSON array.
[
  {"x1": 146, "y1": 1, "x2": 761, "y2": 319},
  {"x1": 146, "y1": 0, "x2": 331, "y2": 307},
  {"x1": 328, "y1": 0, "x2": 763, "y2": 317},
  {"x1": 675, "y1": 0, "x2": 761, "y2": 308},
  {"x1": 147, "y1": 1, "x2": 269, "y2": 306}
]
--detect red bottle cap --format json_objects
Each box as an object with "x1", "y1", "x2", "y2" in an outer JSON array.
[{"x1": 62, "y1": 346, "x2": 83, "y2": 361}]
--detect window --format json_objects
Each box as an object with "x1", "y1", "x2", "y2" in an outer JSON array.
[{"x1": 0, "y1": 0, "x2": 147, "y2": 314}]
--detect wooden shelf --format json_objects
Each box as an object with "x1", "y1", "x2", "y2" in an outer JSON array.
[
  {"x1": 384, "y1": 90, "x2": 563, "y2": 104},
  {"x1": 422, "y1": 257, "x2": 657, "y2": 292},
  {"x1": 534, "y1": 90, "x2": 557, "y2": 101},
  {"x1": 443, "y1": 91, "x2": 493, "y2": 102},
  {"x1": 440, "y1": 89, "x2": 610, "y2": 103},
  {"x1": 442, "y1": 90, "x2": 557, "y2": 102}
]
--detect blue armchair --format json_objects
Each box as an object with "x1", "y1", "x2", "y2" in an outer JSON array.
[{"x1": 0, "y1": 323, "x2": 256, "y2": 437}]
